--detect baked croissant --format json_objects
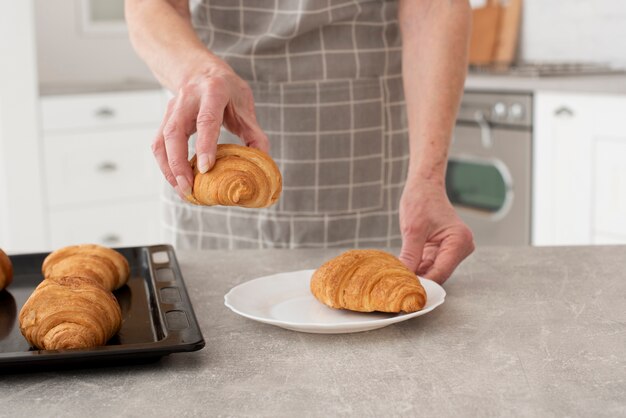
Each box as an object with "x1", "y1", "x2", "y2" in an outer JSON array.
[
  {"x1": 187, "y1": 144, "x2": 282, "y2": 208},
  {"x1": 42, "y1": 244, "x2": 130, "y2": 291},
  {"x1": 19, "y1": 276, "x2": 122, "y2": 350},
  {"x1": 310, "y1": 249, "x2": 427, "y2": 313},
  {"x1": 0, "y1": 248, "x2": 13, "y2": 291}
]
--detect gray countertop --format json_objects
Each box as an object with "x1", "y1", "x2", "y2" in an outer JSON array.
[
  {"x1": 38, "y1": 73, "x2": 626, "y2": 97},
  {"x1": 465, "y1": 73, "x2": 626, "y2": 95},
  {"x1": 1, "y1": 246, "x2": 625, "y2": 417}
]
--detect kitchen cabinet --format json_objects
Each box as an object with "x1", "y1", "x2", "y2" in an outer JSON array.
[
  {"x1": 40, "y1": 89, "x2": 166, "y2": 248},
  {"x1": 533, "y1": 92, "x2": 626, "y2": 245}
]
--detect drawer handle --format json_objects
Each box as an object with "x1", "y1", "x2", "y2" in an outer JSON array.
[
  {"x1": 94, "y1": 107, "x2": 116, "y2": 119},
  {"x1": 554, "y1": 107, "x2": 574, "y2": 118},
  {"x1": 101, "y1": 234, "x2": 121, "y2": 246},
  {"x1": 97, "y1": 162, "x2": 118, "y2": 173}
]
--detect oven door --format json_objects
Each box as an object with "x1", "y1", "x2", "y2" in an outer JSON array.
[{"x1": 447, "y1": 124, "x2": 532, "y2": 245}]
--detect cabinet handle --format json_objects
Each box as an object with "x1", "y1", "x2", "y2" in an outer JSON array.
[
  {"x1": 97, "y1": 161, "x2": 118, "y2": 173},
  {"x1": 94, "y1": 107, "x2": 116, "y2": 119},
  {"x1": 554, "y1": 106, "x2": 574, "y2": 117},
  {"x1": 101, "y1": 234, "x2": 121, "y2": 246}
]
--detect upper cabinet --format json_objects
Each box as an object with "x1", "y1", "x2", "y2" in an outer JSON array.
[{"x1": 533, "y1": 92, "x2": 626, "y2": 245}]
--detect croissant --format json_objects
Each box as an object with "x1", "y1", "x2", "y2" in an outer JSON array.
[
  {"x1": 42, "y1": 244, "x2": 130, "y2": 291},
  {"x1": 0, "y1": 248, "x2": 13, "y2": 291},
  {"x1": 310, "y1": 249, "x2": 427, "y2": 313},
  {"x1": 19, "y1": 276, "x2": 122, "y2": 350},
  {"x1": 186, "y1": 144, "x2": 282, "y2": 208}
]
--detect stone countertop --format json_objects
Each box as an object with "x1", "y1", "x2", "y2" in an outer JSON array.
[
  {"x1": 465, "y1": 73, "x2": 626, "y2": 95},
  {"x1": 1, "y1": 246, "x2": 625, "y2": 417}
]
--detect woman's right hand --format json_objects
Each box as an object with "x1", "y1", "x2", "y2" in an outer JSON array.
[{"x1": 152, "y1": 56, "x2": 269, "y2": 199}]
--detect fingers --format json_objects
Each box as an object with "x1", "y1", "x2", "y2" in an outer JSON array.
[
  {"x1": 399, "y1": 225, "x2": 428, "y2": 273},
  {"x1": 240, "y1": 118, "x2": 270, "y2": 153},
  {"x1": 423, "y1": 229, "x2": 475, "y2": 284},
  {"x1": 224, "y1": 84, "x2": 270, "y2": 154},
  {"x1": 195, "y1": 83, "x2": 229, "y2": 174},
  {"x1": 163, "y1": 91, "x2": 200, "y2": 197},
  {"x1": 152, "y1": 100, "x2": 177, "y2": 188}
]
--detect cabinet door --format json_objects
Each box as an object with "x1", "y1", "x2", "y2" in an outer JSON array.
[
  {"x1": 591, "y1": 95, "x2": 626, "y2": 244},
  {"x1": 49, "y1": 199, "x2": 161, "y2": 248},
  {"x1": 533, "y1": 92, "x2": 595, "y2": 245},
  {"x1": 44, "y1": 128, "x2": 160, "y2": 208}
]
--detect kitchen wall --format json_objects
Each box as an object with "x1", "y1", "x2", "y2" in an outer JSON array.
[
  {"x1": 471, "y1": 0, "x2": 626, "y2": 67},
  {"x1": 521, "y1": 0, "x2": 626, "y2": 67},
  {"x1": 35, "y1": 0, "x2": 156, "y2": 87}
]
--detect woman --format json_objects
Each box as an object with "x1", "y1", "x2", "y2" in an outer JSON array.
[{"x1": 125, "y1": 0, "x2": 474, "y2": 284}]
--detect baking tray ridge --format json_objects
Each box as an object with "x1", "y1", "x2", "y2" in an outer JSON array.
[{"x1": 0, "y1": 244, "x2": 205, "y2": 371}]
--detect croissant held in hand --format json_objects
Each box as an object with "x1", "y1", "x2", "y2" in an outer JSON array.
[
  {"x1": 0, "y1": 248, "x2": 13, "y2": 291},
  {"x1": 42, "y1": 244, "x2": 130, "y2": 291},
  {"x1": 310, "y1": 250, "x2": 427, "y2": 313},
  {"x1": 19, "y1": 276, "x2": 122, "y2": 350},
  {"x1": 187, "y1": 144, "x2": 282, "y2": 208}
]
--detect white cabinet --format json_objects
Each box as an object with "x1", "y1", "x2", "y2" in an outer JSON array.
[
  {"x1": 534, "y1": 92, "x2": 626, "y2": 245},
  {"x1": 40, "y1": 89, "x2": 166, "y2": 249}
]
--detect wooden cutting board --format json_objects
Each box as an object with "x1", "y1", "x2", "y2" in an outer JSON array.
[
  {"x1": 469, "y1": 0, "x2": 502, "y2": 66},
  {"x1": 493, "y1": 0, "x2": 523, "y2": 66},
  {"x1": 469, "y1": 0, "x2": 523, "y2": 67}
]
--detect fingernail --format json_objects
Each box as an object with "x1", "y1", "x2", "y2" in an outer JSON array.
[
  {"x1": 198, "y1": 153, "x2": 210, "y2": 174},
  {"x1": 176, "y1": 176, "x2": 192, "y2": 197}
]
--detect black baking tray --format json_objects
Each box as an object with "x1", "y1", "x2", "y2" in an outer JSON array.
[{"x1": 0, "y1": 244, "x2": 205, "y2": 372}]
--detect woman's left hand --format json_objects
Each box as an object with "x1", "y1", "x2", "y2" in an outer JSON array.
[{"x1": 398, "y1": 178, "x2": 475, "y2": 284}]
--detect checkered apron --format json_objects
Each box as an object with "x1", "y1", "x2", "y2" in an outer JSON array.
[{"x1": 162, "y1": 0, "x2": 409, "y2": 249}]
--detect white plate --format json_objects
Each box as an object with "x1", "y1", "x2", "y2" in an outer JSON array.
[{"x1": 224, "y1": 269, "x2": 446, "y2": 334}]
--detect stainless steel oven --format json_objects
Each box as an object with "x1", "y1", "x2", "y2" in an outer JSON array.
[{"x1": 447, "y1": 91, "x2": 532, "y2": 245}]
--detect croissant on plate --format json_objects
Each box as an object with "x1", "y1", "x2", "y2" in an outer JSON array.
[
  {"x1": 310, "y1": 249, "x2": 427, "y2": 313},
  {"x1": 0, "y1": 248, "x2": 13, "y2": 291},
  {"x1": 42, "y1": 244, "x2": 130, "y2": 291},
  {"x1": 186, "y1": 144, "x2": 282, "y2": 208},
  {"x1": 19, "y1": 276, "x2": 122, "y2": 350}
]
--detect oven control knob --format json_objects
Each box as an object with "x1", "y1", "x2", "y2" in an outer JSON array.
[
  {"x1": 510, "y1": 103, "x2": 525, "y2": 120},
  {"x1": 493, "y1": 102, "x2": 507, "y2": 118}
]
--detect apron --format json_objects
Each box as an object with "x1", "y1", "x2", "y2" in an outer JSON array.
[{"x1": 162, "y1": 0, "x2": 410, "y2": 249}]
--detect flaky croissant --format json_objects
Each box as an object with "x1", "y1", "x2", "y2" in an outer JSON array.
[
  {"x1": 186, "y1": 144, "x2": 282, "y2": 208},
  {"x1": 0, "y1": 248, "x2": 13, "y2": 291},
  {"x1": 42, "y1": 244, "x2": 130, "y2": 291},
  {"x1": 310, "y1": 249, "x2": 427, "y2": 313},
  {"x1": 19, "y1": 276, "x2": 122, "y2": 350}
]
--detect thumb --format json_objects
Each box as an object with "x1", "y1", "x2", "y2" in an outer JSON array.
[{"x1": 398, "y1": 232, "x2": 427, "y2": 273}]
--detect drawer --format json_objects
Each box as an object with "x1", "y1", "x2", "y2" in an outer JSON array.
[
  {"x1": 49, "y1": 200, "x2": 161, "y2": 248},
  {"x1": 41, "y1": 90, "x2": 166, "y2": 131},
  {"x1": 44, "y1": 128, "x2": 161, "y2": 207}
]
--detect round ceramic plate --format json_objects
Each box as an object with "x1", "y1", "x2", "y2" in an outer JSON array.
[{"x1": 224, "y1": 269, "x2": 446, "y2": 334}]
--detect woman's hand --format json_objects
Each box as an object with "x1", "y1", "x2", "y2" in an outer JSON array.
[
  {"x1": 152, "y1": 58, "x2": 269, "y2": 198},
  {"x1": 398, "y1": 178, "x2": 475, "y2": 284}
]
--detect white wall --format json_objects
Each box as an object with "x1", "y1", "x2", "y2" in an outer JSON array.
[
  {"x1": 521, "y1": 0, "x2": 626, "y2": 68},
  {"x1": 471, "y1": 0, "x2": 626, "y2": 68},
  {"x1": 35, "y1": 0, "x2": 156, "y2": 87},
  {"x1": 0, "y1": 0, "x2": 48, "y2": 252}
]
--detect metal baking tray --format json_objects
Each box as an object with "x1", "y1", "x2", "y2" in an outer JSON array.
[{"x1": 0, "y1": 244, "x2": 204, "y2": 372}]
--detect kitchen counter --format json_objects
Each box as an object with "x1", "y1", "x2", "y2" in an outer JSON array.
[
  {"x1": 466, "y1": 73, "x2": 626, "y2": 95},
  {"x1": 1, "y1": 246, "x2": 625, "y2": 417}
]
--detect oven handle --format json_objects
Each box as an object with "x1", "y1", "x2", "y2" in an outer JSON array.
[
  {"x1": 474, "y1": 111, "x2": 493, "y2": 149},
  {"x1": 448, "y1": 155, "x2": 515, "y2": 221}
]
